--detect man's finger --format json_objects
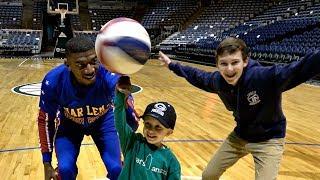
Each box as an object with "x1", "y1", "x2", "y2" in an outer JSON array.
[{"x1": 51, "y1": 170, "x2": 58, "y2": 180}]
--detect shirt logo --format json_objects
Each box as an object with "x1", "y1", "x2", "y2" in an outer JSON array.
[
  {"x1": 135, "y1": 154, "x2": 168, "y2": 176},
  {"x1": 63, "y1": 105, "x2": 111, "y2": 124},
  {"x1": 247, "y1": 91, "x2": 261, "y2": 105}
]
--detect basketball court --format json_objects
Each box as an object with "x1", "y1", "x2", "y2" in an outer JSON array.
[{"x1": 0, "y1": 58, "x2": 319, "y2": 179}]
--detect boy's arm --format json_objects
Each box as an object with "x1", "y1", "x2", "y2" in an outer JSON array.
[
  {"x1": 169, "y1": 62, "x2": 218, "y2": 93},
  {"x1": 125, "y1": 95, "x2": 140, "y2": 131},
  {"x1": 114, "y1": 91, "x2": 136, "y2": 154},
  {"x1": 159, "y1": 51, "x2": 218, "y2": 93},
  {"x1": 274, "y1": 50, "x2": 320, "y2": 92},
  {"x1": 126, "y1": 95, "x2": 140, "y2": 120}
]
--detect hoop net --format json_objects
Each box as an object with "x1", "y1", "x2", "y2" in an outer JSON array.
[{"x1": 60, "y1": 8, "x2": 67, "y2": 20}]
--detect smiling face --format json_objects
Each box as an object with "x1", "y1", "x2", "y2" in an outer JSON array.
[
  {"x1": 66, "y1": 49, "x2": 99, "y2": 86},
  {"x1": 217, "y1": 50, "x2": 248, "y2": 86},
  {"x1": 143, "y1": 116, "x2": 173, "y2": 148},
  {"x1": 215, "y1": 37, "x2": 250, "y2": 86}
]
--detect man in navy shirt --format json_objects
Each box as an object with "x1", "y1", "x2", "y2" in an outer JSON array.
[
  {"x1": 38, "y1": 37, "x2": 122, "y2": 180},
  {"x1": 158, "y1": 37, "x2": 320, "y2": 180}
]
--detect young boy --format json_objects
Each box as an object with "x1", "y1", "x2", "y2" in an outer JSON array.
[
  {"x1": 114, "y1": 77, "x2": 181, "y2": 179},
  {"x1": 158, "y1": 37, "x2": 320, "y2": 179}
]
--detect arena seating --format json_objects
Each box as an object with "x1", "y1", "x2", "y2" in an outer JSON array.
[
  {"x1": 141, "y1": 0, "x2": 199, "y2": 29},
  {"x1": 0, "y1": 29, "x2": 42, "y2": 55},
  {"x1": 89, "y1": 8, "x2": 134, "y2": 31},
  {"x1": 160, "y1": 0, "x2": 319, "y2": 67},
  {"x1": 164, "y1": 0, "x2": 271, "y2": 45},
  {"x1": 70, "y1": 15, "x2": 83, "y2": 31},
  {"x1": 140, "y1": 0, "x2": 200, "y2": 46},
  {"x1": 0, "y1": 1, "x2": 23, "y2": 29},
  {"x1": 32, "y1": 0, "x2": 47, "y2": 30},
  {"x1": 1, "y1": 0, "x2": 319, "y2": 84}
]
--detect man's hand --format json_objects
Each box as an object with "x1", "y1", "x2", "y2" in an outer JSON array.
[
  {"x1": 44, "y1": 162, "x2": 58, "y2": 180},
  {"x1": 158, "y1": 51, "x2": 172, "y2": 66}
]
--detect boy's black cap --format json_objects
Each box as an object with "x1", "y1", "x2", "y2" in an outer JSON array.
[{"x1": 142, "y1": 102, "x2": 176, "y2": 129}]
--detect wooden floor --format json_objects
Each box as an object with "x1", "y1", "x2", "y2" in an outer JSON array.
[{"x1": 0, "y1": 58, "x2": 319, "y2": 180}]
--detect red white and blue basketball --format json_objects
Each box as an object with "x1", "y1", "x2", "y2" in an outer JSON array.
[{"x1": 95, "y1": 17, "x2": 151, "y2": 74}]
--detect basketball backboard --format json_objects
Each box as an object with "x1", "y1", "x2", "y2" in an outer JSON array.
[{"x1": 47, "y1": 0, "x2": 79, "y2": 15}]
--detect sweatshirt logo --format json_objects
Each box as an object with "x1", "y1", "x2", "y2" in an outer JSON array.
[{"x1": 247, "y1": 91, "x2": 261, "y2": 105}]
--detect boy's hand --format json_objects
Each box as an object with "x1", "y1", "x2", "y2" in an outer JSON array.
[
  {"x1": 158, "y1": 51, "x2": 172, "y2": 66},
  {"x1": 117, "y1": 75, "x2": 132, "y2": 96}
]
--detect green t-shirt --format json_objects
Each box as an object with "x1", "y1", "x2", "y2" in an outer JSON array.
[{"x1": 114, "y1": 92, "x2": 181, "y2": 180}]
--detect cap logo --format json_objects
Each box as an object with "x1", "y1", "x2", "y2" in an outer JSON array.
[{"x1": 151, "y1": 103, "x2": 167, "y2": 116}]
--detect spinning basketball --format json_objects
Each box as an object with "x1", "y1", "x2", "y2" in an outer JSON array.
[{"x1": 95, "y1": 17, "x2": 151, "y2": 74}]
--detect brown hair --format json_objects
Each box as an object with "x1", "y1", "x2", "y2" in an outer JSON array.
[{"x1": 215, "y1": 37, "x2": 250, "y2": 62}]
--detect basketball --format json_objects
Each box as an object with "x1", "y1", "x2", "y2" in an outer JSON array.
[{"x1": 95, "y1": 17, "x2": 151, "y2": 74}]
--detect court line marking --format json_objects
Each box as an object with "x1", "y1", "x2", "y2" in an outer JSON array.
[
  {"x1": 1, "y1": 139, "x2": 320, "y2": 153},
  {"x1": 18, "y1": 58, "x2": 29, "y2": 67}
]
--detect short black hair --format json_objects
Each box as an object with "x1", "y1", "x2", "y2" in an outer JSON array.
[
  {"x1": 65, "y1": 37, "x2": 95, "y2": 56},
  {"x1": 215, "y1": 37, "x2": 250, "y2": 62}
]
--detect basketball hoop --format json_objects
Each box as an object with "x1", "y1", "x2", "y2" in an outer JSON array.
[
  {"x1": 47, "y1": 0, "x2": 79, "y2": 15},
  {"x1": 60, "y1": 8, "x2": 67, "y2": 20},
  {"x1": 59, "y1": 8, "x2": 67, "y2": 27}
]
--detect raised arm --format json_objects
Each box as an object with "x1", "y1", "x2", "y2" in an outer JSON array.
[
  {"x1": 114, "y1": 85, "x2": 136, "y2": 155},
  {"x1": 274, "y1": 50, "x2": 320, "y2": 92},
  {"x1": 158, "y1": 51, "x2": 218, "y2": 93}
]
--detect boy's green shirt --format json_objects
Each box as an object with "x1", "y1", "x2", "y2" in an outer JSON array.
[{"x1": 114, "y1": 92, "x2": 181, "y2": 180}]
